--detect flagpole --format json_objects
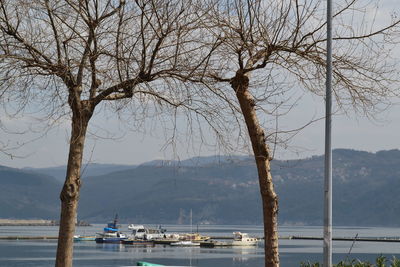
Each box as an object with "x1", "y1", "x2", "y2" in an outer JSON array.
[{"x1": 324, "y1": 0, "x2": 333, "y2": 265}]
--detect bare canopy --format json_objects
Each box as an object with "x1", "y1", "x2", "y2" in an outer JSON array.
[
  {"x1": 0, "y1": 0, "x2": 220, "y2": 266},
  {"x1": 190, "y1": 0, "x2": 400, "y2": 266}
]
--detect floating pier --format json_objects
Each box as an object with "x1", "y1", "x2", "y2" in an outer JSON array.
[{"x1": 287, "y1": 236, "x2": 400, "y2": 242}]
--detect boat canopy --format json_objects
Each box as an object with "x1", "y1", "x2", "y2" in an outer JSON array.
[{"x1": 104, "y1": 227, "x2": 118, "y2": 232}]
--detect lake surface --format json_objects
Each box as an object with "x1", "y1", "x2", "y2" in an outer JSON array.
[{"x1": 1, "y1": 225, "x2": 400, "y2": 266}]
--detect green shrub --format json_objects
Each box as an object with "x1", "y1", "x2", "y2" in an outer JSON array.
[{"x1": 300, "y1": 256, "x2": 400, "y2": 267}]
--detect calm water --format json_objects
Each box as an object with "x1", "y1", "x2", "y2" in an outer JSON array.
[{"x1": 1, "y1": 225, "x2": 400, "y2": 266}]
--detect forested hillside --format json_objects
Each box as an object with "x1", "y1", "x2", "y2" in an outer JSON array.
[{"x1": 1, "y1": 149, "x2": 400, "y2": 226}]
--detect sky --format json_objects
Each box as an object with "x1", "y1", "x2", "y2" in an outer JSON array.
[
  {"x1": 0, "y1": 0, "x2": 399, "y2": 169},
  {"x1": 1, "y1": 92, "x2": 399, "y2": 169}
]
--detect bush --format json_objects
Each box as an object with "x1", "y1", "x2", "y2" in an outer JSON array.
[{"x1": 300, "y1": 256, "x2": 400, "y2": 267}]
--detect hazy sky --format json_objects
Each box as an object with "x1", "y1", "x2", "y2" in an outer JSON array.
[
  {"x1": 0, "y1": 0, "x2": 399, "y2": 169},
  {"x1": 1, "y1": 92, "x2": 399, "y2": 169}
]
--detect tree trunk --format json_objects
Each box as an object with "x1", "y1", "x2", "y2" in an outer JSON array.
[
  {"x1": 231, "y1": 72, "x2": 280, "y2": 267},
  {"x1": 55, "y1": 102, "x2": 92, "y2": 267}
]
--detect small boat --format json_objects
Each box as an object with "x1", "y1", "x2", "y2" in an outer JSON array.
[
  {"x1": 175, "y1": 209, "x2": 210, "y2": 243},
  {"x1": 73, "y1": 235, "x2": 96, "y2": 241},
  {"x1": 95, "y1": 214, "x2": 127, "y2": 244},
  {"x1": 170, "y1": 240, "x2": 200, "y2": 246},
  {"x1": 231, "y1": 232, "x2": 259, "y2": 246}
]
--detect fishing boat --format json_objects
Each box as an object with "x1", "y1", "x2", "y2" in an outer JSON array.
[{"x1": 95, "y1": 214, "x2": 127, "y2": 244}]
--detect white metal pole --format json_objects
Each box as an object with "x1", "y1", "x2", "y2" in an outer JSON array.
[{"x1": 324, "y1": 0, "x2": 333, "y2": 265}]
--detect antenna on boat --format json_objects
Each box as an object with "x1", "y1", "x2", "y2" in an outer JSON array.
[{"x1": 113, "y1": 214, "x2": 118, "y2": 228}]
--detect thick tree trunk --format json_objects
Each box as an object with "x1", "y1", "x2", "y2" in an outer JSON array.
[
  {"x1": 231, "y1": 72, "x2": 279, "y2": 267},
  {"x1": 55, "y1": 103, "x2": 92, "y2": 267}
]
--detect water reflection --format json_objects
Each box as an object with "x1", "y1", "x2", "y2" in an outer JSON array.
[
  {"x1": 95, "y1": 243, "x2": 123, "y2": 252},
  {"x1": 2, "y1": 225, "x2": 400, "y2": 267}
]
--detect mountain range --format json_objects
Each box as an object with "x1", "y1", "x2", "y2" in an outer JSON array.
[{"x1": 1, "y1": 149, "x2": 400, "y2": 226}]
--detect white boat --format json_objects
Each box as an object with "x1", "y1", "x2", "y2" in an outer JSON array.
[
  {"x1": 170, "y1": 240, "x2": 200, "y2": 246},
  {"x1": 127, "y1": 224, "x2": 166, "y2": 240},
  {"x1": 231, "y1": 232, "x2": 259, "y2": 246},
  {"x1": 200, "y1": 232, "x2": 259, "y2": 247}
]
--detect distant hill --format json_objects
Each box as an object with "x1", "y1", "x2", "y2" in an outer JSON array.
[
  {"x1": 0, "y1": 165, "x2": 61, "y2": 219},
  {"x1": 2, "y1": 149, "x2": 400, "y2": 226},
  {"x1": 25, "y1": 163, "x2": 136, "y2": 182},
  {"x1": 77, "y1": 157, "x2": 260, "y2": 224}
]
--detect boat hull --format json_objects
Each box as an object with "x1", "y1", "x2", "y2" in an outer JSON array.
[
  {"x1": 153, "y1": 239, "x2": 180, "y2": 245},
  {"x1": 74, "y1": 236, "x2": 96, "y2": 242},
  {"x1": 200, "y1": 241, "x2": 231, "y2": 247},
  {"x1": 170, "y1": 241, "x2": 200, "y2": 246}
]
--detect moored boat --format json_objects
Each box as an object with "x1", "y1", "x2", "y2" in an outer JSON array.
[
  {"x1": 95, "y1": 214, "x2": 127, "y2": 244},
  {"x1": 127, "y1": 224, "x2": 166, "y2": 240},
  {"x1": 199, "y1": 232, "x2": 258, "y2": 247},
  {"x1": 231, "y1": 232, "x2": 258, "y2": 246}
]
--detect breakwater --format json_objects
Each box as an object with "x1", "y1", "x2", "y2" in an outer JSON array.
[
  {"x1": 0, "y1": 219, "x2": 57, "y2": 226},
  {"x1": 0, "y1": 219, "x2": 91, "y2": 226},
  {"x1": 0, "y1": 236, "x2": 58, "y2": 240}
]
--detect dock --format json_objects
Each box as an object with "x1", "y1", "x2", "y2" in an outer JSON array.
[
  {"x1": 210, "y1": 235, "x2": 400, "y2": 243},
  {"x1": 288, "y1": 236, "x2": 400, "y2": 242}
]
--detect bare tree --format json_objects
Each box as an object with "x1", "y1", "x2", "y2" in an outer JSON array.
[
  {"x1": 192, "y1": 0, "x2": 400, "y2": 266},
  {"x1": 0, "y1": 0, "x2": 219, "y2": 266},
  {"x1": 2, "y1": 1, "x2": 399, "y2": 267}
]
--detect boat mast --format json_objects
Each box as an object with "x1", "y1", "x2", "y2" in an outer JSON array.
[{"x1": 190, "y1": 209, "x2": 193, "y2": 233}]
